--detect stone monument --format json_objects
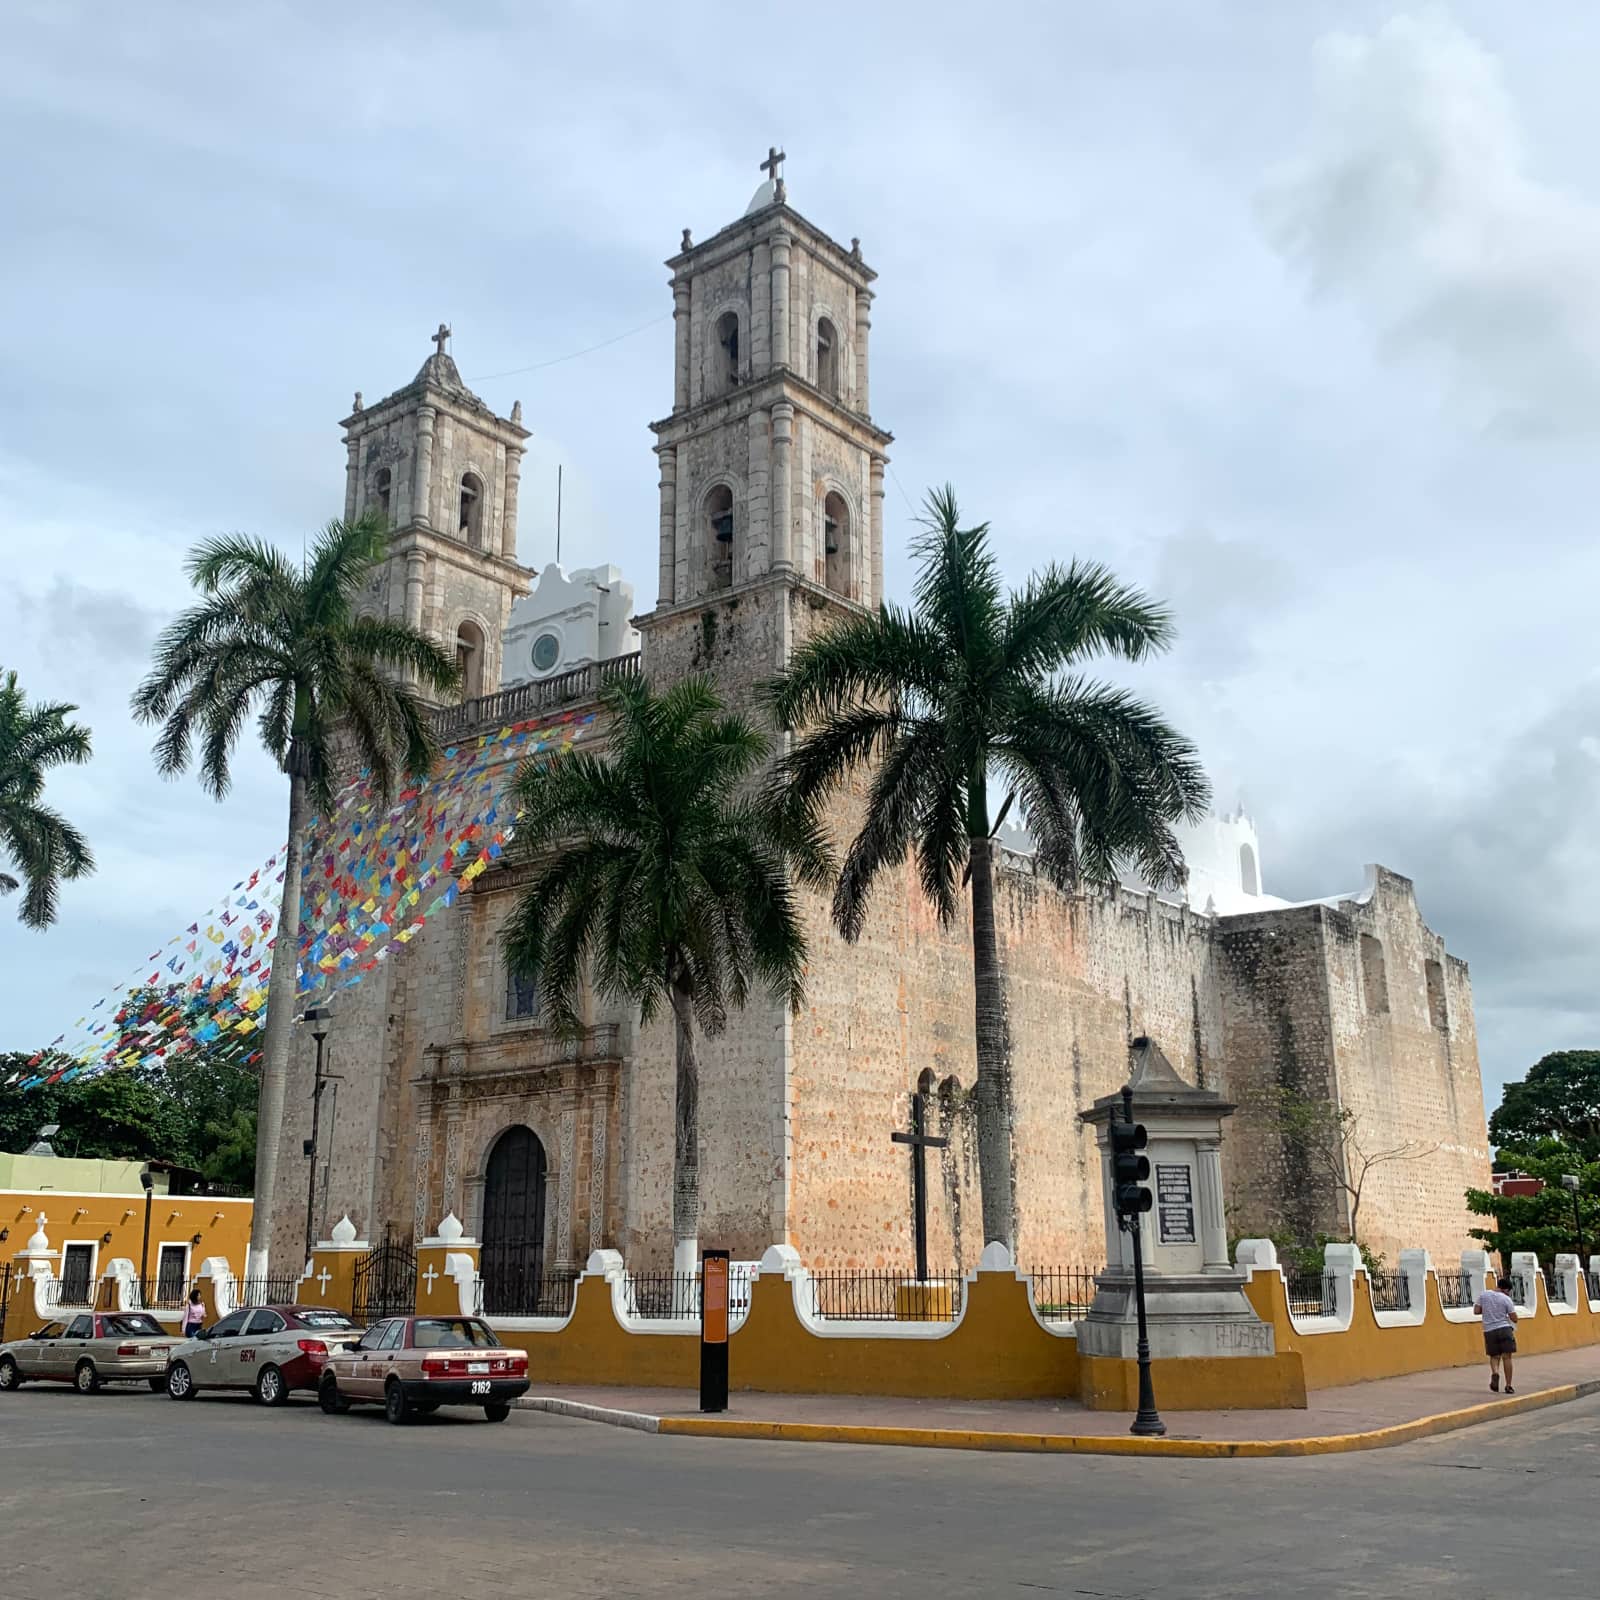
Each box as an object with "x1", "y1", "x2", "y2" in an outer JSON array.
[{"x1": 1077, "y1": 1037, "x2": 1274, "y2": 1361}]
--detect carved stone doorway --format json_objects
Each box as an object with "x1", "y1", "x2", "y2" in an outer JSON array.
[{"x1": 480, "y1": 1125, "x2": 547, "y2": 1314}]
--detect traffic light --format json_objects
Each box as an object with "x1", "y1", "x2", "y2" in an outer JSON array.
[{"x1": 1110, "y1": 1118, "x2": 1152, "y2": 1217}]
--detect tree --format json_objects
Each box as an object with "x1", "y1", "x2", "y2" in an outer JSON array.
[
  {"x1": 1490, "y1": 1051, "x2": 1600, "y2": 1161},
  {"x1": 1466, "y1": 1144, "x2": 1600, "y2": 1272},
  {"x1": 1269, "y1": 1086, "x2": 1436, "y2": 1245},
  {"x1": 0, "y1": 667, "x2": 93, "y2": 927},
  {"x1": 500, "y1": 674, "x2": 828, "y2": 1273},
  {"x1": 131, "y1": 512, "x2": 458, "y2": 1271},
  {"x1": 766, "y1": 487, "x2": 1209, "y2": 1252}
]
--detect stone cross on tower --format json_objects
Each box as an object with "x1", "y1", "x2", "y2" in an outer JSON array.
[
  {"x1": 431, "y1": 322, "x2": 451, "y2": 356},
  {"x1": 760, "y1": 146, "x2": 785, "y2": 181}
]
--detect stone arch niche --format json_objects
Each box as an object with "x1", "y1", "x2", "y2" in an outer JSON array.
[
  {"x1": 458, "y1": 470, "x2": 486, "y2": 548},
  {"x1": 480, "y1": 1125, "x2": 549, "y2": 1315},
  {"x1": 454, "y1": 619, "x2": 487, "y2": 700},
  {"x1": 822, "y1": 489, "x2": 851, "y2": 597},
  {"x1": 710, "y1": 309, "x2": 741, "y2": 398},
  {"x1": 704, "y1": 483, "x2": 736, "y2": 592}
]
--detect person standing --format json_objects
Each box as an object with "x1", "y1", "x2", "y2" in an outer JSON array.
[
  {"x1": 181, "y1": 1288, "x2": 206, "y2": 1337},
  {"x1": 1474, "y1": 1278, "x2": 1519, "y2": 1394}
]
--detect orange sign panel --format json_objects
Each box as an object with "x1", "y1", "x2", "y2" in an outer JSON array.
[{"x1": 702, "y1": 1256, "x2": 729, "y2": 1345}]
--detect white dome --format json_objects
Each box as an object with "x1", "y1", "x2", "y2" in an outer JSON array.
[{"x1": 745, "y1": 178, "x2": 779, "y2": 215}]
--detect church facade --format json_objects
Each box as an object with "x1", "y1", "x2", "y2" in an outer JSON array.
[{"x1": 266, "y1": 166, "x2": 1491, "y2": 1292}]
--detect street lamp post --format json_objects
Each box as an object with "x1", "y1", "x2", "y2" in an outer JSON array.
[
  {"x1": 1561, "y1": 1174, "x2": 1584, "y2": 1267},
  {"x1": 139, "y1": 1165, "x2": 154, "y2": 1291},
  {"x1": 302, "y1": 1007, "x2": 335, "y2": 1264}
]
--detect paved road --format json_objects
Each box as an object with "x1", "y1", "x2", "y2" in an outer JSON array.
[{"x1": 2, "y1": 1384, "x2": 1597, "y2": 1599}]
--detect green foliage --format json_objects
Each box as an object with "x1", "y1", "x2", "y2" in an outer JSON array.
[
  {"x1": 1489, "y1": 1052, "x2": 1600, "y2": 1161},
  {"x1": 129, "y1": 511, "x2": 459, "y2": 810},
  {"x1": 1466, "y1": 1143, "x2": 1600, "y2": 1268},
  {"x1": 1228, "y1": 1226, "x2": 1385, "y2": 1277},
  {"x1": 0, "y1": 1013, "x2": 260, "y2": 1187},
  {"x1": 0, "y1": 666, "x2": 94, "y2": 927},
  {"x1": 503, "y1": 674, "x2": 829, "y2": 1031},
  {"x1": 766, "y1": 486, "x2": 1211, "y2": 927}
]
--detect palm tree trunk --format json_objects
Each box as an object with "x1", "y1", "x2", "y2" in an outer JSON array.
[
  {"x1": 968, "y1": 834, "x2": 1017, "y2": 1253},
  {"x1": 669, "y1": 980, "x2": 700, "y2": 1277},
  {"x1": 245, "y1": 757, "x2": 311, "y2": 1280}
]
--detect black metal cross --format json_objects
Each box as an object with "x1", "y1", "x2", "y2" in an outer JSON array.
[
  {"x1": 761, "y1": 146, "x2": 786, "y2": 182},
  {"x1": 431, "y1": 322, "x2": 451, "y2": 356},
  {"x1": 892, "y1": 1092, "x2": 949, "y2": 1283}
]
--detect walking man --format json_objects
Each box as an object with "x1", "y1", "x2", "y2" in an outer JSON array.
[{"x1": 1474, "y1": 1276, "x2": 1519, "y2": 1395}]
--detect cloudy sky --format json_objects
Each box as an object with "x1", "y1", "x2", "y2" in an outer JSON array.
[{"x1": 4, "y1": 3, "x2": 1596, "y2": 1113}]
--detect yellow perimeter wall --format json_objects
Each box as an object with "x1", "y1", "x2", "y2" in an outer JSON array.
[{"x1": 390, "y1": 1261, "x2": 1600, "y2": 1412}]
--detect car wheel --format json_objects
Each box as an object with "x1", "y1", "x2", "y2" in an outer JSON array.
[
  {"x1": 484, "y1": 1402, "x2": 511, "y2": 1423},
  {"x1": 0, "y1": 1355, "x2": 20, "y2": 1391},
  {"x1": 254, "y1": 1364, "x2": 288, "y2": 1407},
  {"x1": 384, "y1": 1379, "x2": 411, "y2": 1426},
  {"x1": 147, "y1": 1375, "x2": 165, "y2": 1393},
  {"x1": 318, "y1": 1376, "x2": 350, "y2": 1415},
  {"x1": 74, "y1": 1361, "x2": 100, "y2": 1395},
  {"x1": 167, "y1": 1362, "x2": 195, "y2": 1401}
]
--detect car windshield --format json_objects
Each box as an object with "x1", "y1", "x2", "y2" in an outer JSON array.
[
  {"x1": 413, "y1": 1318, "x2": 498, "y2": 1349},
  {"x1": 104, "y1": 1315, "x2": 164, "y2": 1337},
  {"x1": 295, "y1": 1310, "x2": 355, "y2": 1330}
]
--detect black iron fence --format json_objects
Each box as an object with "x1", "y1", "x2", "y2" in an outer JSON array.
[
  {"x1": 233, "y1": 1273, "x2": 308, "y2": 1309},
  {"x1": 1028, "y1": 1266, "x2": 1101, "y2": 1321},
  {"x1": 352, "y1": 1241, "x2": 417, "y2": 1323},
  {"x1": 1284, "y1": 1270, "x2": 1336, "y2": 1318},
  {"x1": 481, "y1": 1267, "x2": 580, "y2": 1319},
  {"x1": 624, "y1": 1271, "x2": 703, "y2": 1320},
  {"x1": 1544, "y1": 1265, "x2": 1569, "y2": 1303},
  {"x1": 807, "y1": 1271, "x2": 964, "y2": 1322},
  {"x1": 136, "y1": 1276, "x2": 193, "y2": 1313},
  {"x1": 1585, "y1": 1268, "x2": 1600, "y2": 1304},
  {"x1": 1368, "y1": 1272, "x2": 1412, "y2": 1313},
  {"x1": 1509, "y1": 1271, "x2": 1536, "y2": 1308},
  {"x1": 1435, "y1": 1270, "x2": 1473, "y2": 1310}
]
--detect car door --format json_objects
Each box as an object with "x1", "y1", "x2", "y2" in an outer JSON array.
[
  {"x1": 198, "y1": 1309, "x2": 252, "y2": 1386},
  {"x1": 17, "y1": 1321, "x2": 67, "y2": 1376},
  {"x1": 236, "y1": 1309, "x2": 286, "y2": 1384},
  {"x1": 46, "y1": 1314, "x2": 95, "y2": 1378},
  {"x1": 346, "y1": 1320, "x2": 391, "y2": 1399}
]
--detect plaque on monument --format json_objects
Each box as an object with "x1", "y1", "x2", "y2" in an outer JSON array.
[{"x1": 1156, "y1": 1163, "x2": 1196, "y2": 1245}]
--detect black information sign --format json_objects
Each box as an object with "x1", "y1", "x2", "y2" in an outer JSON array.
[{"x1": 1156, "y1": 1163, "x2": 1196, "y2": 1245}]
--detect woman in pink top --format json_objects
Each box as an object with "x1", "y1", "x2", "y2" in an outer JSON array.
[{"x1": 181, "y1": 1288, "x2": 206, "y2": 1336}]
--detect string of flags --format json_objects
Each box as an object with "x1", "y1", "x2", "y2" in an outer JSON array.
[{"x1": 7, "y1": 708, "x2": 598, "y2": 1092}]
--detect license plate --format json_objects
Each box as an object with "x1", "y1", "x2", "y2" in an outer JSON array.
[
  {"x1": 468, "y1": 1363, "x2": 489, "y2": 1374},
  {"x1": 470, "y1": 1380, "x2": 491, "y2": 1396},
  {"x1": 151, "y1": 1347, "x2": 169, "y2": 1355}
]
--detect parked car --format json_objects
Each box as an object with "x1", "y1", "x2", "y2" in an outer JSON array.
[
  {"x1": 164, "y1": 1304, "x2": 362, "y2": 1406},
  {"x1": 318, "y1": 1314, "x2": 530, "y2": 1424},
  {"x1": 0, "y1": 1311, "x2": 177, "y2": 1394}
]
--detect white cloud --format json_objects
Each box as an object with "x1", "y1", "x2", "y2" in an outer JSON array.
[{"x1": 1262, "y1": 11, "x2": 1600, "y2": 435}]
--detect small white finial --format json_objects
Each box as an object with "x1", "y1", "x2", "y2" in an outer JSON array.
[
  {"x1": 330, "y1": 1213, "x2": 358, "y2": 1246},
  {"x1": 26, "y1": 1215, "x2": 50, "y2": 1254},
  {"x1": 436, "y1": 1211, "x2": 464, "y2": 1244}
]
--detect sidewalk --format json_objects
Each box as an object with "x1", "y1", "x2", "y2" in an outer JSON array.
[{"x1": 517, "y1": 1345, "x2": 1600, "y2": 1457}]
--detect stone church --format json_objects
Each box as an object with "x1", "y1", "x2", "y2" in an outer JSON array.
[{"x1": 266, "y1": 161, "x2": 1492, "y2": 1297}]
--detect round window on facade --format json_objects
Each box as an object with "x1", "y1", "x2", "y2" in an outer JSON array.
[{"x1": 531, "y1": 632, "x2": 561, "y2": 674}]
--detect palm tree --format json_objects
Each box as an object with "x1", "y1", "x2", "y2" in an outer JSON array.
[
  {"x1": 766, "y1": 487, "x2": 1210, "y2": 1254},
  {"x1": 501, "y1": 673, "x2": 828, "y2": 1274},
  {"x1": 0, "y1": 668, "x2": 94, "y2": 927},
  {"x1": 132, "y1": 511, "x2": 458, "y2": 1276}
]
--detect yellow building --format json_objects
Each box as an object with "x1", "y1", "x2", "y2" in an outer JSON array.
[{"x1": 2, "y1": 1154, "x2": 253, "y2": 1329}]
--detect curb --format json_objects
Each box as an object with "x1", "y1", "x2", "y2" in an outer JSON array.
[
  {"x1": 516, "y1": 1396, "x2": 660, "y2": 1433},
  {"x1": 525, "y1": 1379, "x2": 1600, "y2": 1458}
]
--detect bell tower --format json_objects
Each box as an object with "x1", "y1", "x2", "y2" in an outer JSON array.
[
  {"x1": 641, "y1": 152, "x2": 892, "y2": 693},
  {"x1": 340, "y1": 325, "x2": 532, "y2": 701}
]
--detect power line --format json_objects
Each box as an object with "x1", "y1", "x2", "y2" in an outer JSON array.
[{"x1": 468, "y1": 313, "x2": 671, "y2": 383}]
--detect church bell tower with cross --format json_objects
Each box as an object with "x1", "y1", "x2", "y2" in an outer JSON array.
[
  {"x1": 641, "y1": 150, "x2": 892, "y2": 697},
  {"x1": 340, "y1": 325, "x2": 532, "y2": 702}
]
